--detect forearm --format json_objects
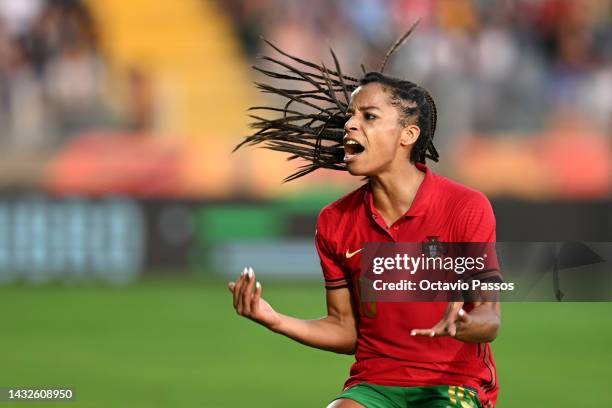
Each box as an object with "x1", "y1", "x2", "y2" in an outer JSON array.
[
  {"x1": 229, "y1": 271, "x2": 357, "y2": 353},
  {"x1": 270, "y1": 313, "x2": 357, "y2": 354},
  {"x1": 455, "y1": 303, "x2": 500, "y2": 343}
]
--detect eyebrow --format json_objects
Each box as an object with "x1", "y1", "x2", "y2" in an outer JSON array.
[{"x1": 347, "y1": 105, "x2": 382, "y2": 112}]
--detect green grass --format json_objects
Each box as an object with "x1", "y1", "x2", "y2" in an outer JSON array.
[{"x1": 0, "y1": 280, "x2": 611, "y2": 407}]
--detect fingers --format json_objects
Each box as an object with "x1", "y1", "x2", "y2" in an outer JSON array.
[
  {"x1": 445, "y1": 301, "x2": 464, "y2": 320},
  {"x1": 445, "y1": 321, "x2": 457, "y2": 337},
  {"x1": 232, "y1": 267, "x2": 248, "y2": 308},
  {"x1": 241, "y1": 267, "x2": 256, "y2": 315},
  {"x1": 411, "y1": 328, "x2": 439, "y2": 337},
  {"x1": 411, "y1": 302, "x2": 467, "y2": 338},
  {"x1": 443, "y1": 302, "x2": 464, "y2": 337},
  {"x1": 456, "y1": 307, "x2": 471, "y2": 324},
  {"x1": 231, "y1": 266, "x2": 260, "y2": 317},
  {"x1": 251, "y1": 281, "x2": 262, "y2": 313},
  {"x1": 236, "y1": 267, "x2": 252, "y2": 314},
  {"x1": 411, "y1": 323, "x2": 456, "y2": 338}
]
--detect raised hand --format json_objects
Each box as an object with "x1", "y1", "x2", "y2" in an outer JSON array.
[
  {"x1": 228, "y1": 267, "x2": 282, "y2": 330},
  {"x1": 410, "y1": 302, "x2": 470, "y2": 338}
]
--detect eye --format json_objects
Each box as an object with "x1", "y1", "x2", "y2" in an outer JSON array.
[{"x1": 364, "y1": 112, "x2": 377, "y2": 121}]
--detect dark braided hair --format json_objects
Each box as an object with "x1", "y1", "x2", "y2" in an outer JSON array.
[{"x1": 234, "y1": 19, "x2": 439, "y2": 181}]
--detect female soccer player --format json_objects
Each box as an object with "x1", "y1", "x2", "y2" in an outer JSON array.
[{"x1": 230, "y1": 28, "x2": 501, "y2": 408}]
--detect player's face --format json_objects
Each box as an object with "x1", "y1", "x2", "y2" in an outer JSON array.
[{"x1": 343, "y1": 83, "x2": 416, "y2": 176}]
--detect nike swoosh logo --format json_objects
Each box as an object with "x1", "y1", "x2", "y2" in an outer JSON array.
[{"x1": 345, "y1": 248, "x2": 363, "y2": 259}]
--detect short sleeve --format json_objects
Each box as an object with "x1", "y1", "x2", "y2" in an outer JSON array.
[
  {"x1": 454, "y1": 192, "x2": 496, "y2": 243},
  {"x1": 453, "y1": 192, "x2": 500, "y2": 276},
  {"x1": 315, "y1": 209, "x2": 350, "y2": 289}
]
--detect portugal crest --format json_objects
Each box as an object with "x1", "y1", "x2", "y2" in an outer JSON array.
[{"x1": 422, "y1": 236, "x2": 444, "y2": 258}]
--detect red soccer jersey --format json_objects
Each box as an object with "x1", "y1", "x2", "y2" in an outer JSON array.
[{"x1": 315, "y1": 163, "x2": 499, "y2": 407}]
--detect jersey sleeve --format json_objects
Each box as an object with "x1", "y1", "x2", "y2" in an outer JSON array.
[
  {"x1": 315, "y1": 209, "x2": 350, "y2": 290},
  {"x1": 454, "y1": 192, "x2": 500, "y2": 280},
  {"x1": 454, "y1": 191, "x2": 497, "y2": 243}
]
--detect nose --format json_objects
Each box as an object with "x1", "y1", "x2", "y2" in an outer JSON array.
[{"x1": 344, "y1": 115, "x2": 359, "y2": 133}]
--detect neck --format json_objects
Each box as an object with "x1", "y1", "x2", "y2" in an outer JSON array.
[{"x1": 369, "y1": 161, "x2": 425, "y2": 227}]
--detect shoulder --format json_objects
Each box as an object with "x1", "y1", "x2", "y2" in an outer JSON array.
[
  {"x1": 431, "y1": 172, "x2": 496, "y2": 242},
  {"x1": 315, "y1": 183, "x2": 368, "y2": 247},
  {"x1": 433, "y1": 172, "x2": 493, "y2": 215},
  {"x1": 317, "y1": 183, "x2": 368, "y2": 225}
]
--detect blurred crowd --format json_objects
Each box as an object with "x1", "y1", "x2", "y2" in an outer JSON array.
[
  {"x1": 0, "y1": 0, "x2": 106, "y2": 152},
  {"x1": 224, "y1": 0, "x2": 612, "y2": 158},
  {"x1": 0, "y1": 0, "x2": 609, "y2": 197}
]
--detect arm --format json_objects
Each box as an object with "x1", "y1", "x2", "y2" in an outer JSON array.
[
  {"x1": 411, "y1": 301, "x2": 501, "y2": 343},
  {"x1": 420, "y1": 191, "x2": 500, "y2": 343},
  {"x1": 229, "y1": 267, "x2": 358, "y2": 354}
]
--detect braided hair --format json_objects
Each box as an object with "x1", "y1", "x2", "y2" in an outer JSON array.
[{"x1": 234, "y1": 20, "x2": 439, "y2": 181}]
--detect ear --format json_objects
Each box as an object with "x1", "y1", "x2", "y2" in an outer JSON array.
[{"x1": 400, "y1": 124, "x2": 420, "y2": 147}]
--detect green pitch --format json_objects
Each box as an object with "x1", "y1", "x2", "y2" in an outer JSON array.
[{"x1": 1, "y1": 280, "x2": 611, "y2": 407}]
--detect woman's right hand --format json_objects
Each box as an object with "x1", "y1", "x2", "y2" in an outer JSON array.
[{"x1": 228, "y1": 267, "x2": 282, "y2": 331}]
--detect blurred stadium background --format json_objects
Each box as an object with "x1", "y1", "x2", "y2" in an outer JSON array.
[{"x1": 0, "y1": 0, "x2": 611, "y2": 407}]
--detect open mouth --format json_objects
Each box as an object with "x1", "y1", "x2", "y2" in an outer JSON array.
[{"x1": 344, "y1": 139, "x2": 365, "y2": 162}]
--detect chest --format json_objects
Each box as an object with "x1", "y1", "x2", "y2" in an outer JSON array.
[{"x1": 337, "y1": 210, "x2": 459, "y2": 276}]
